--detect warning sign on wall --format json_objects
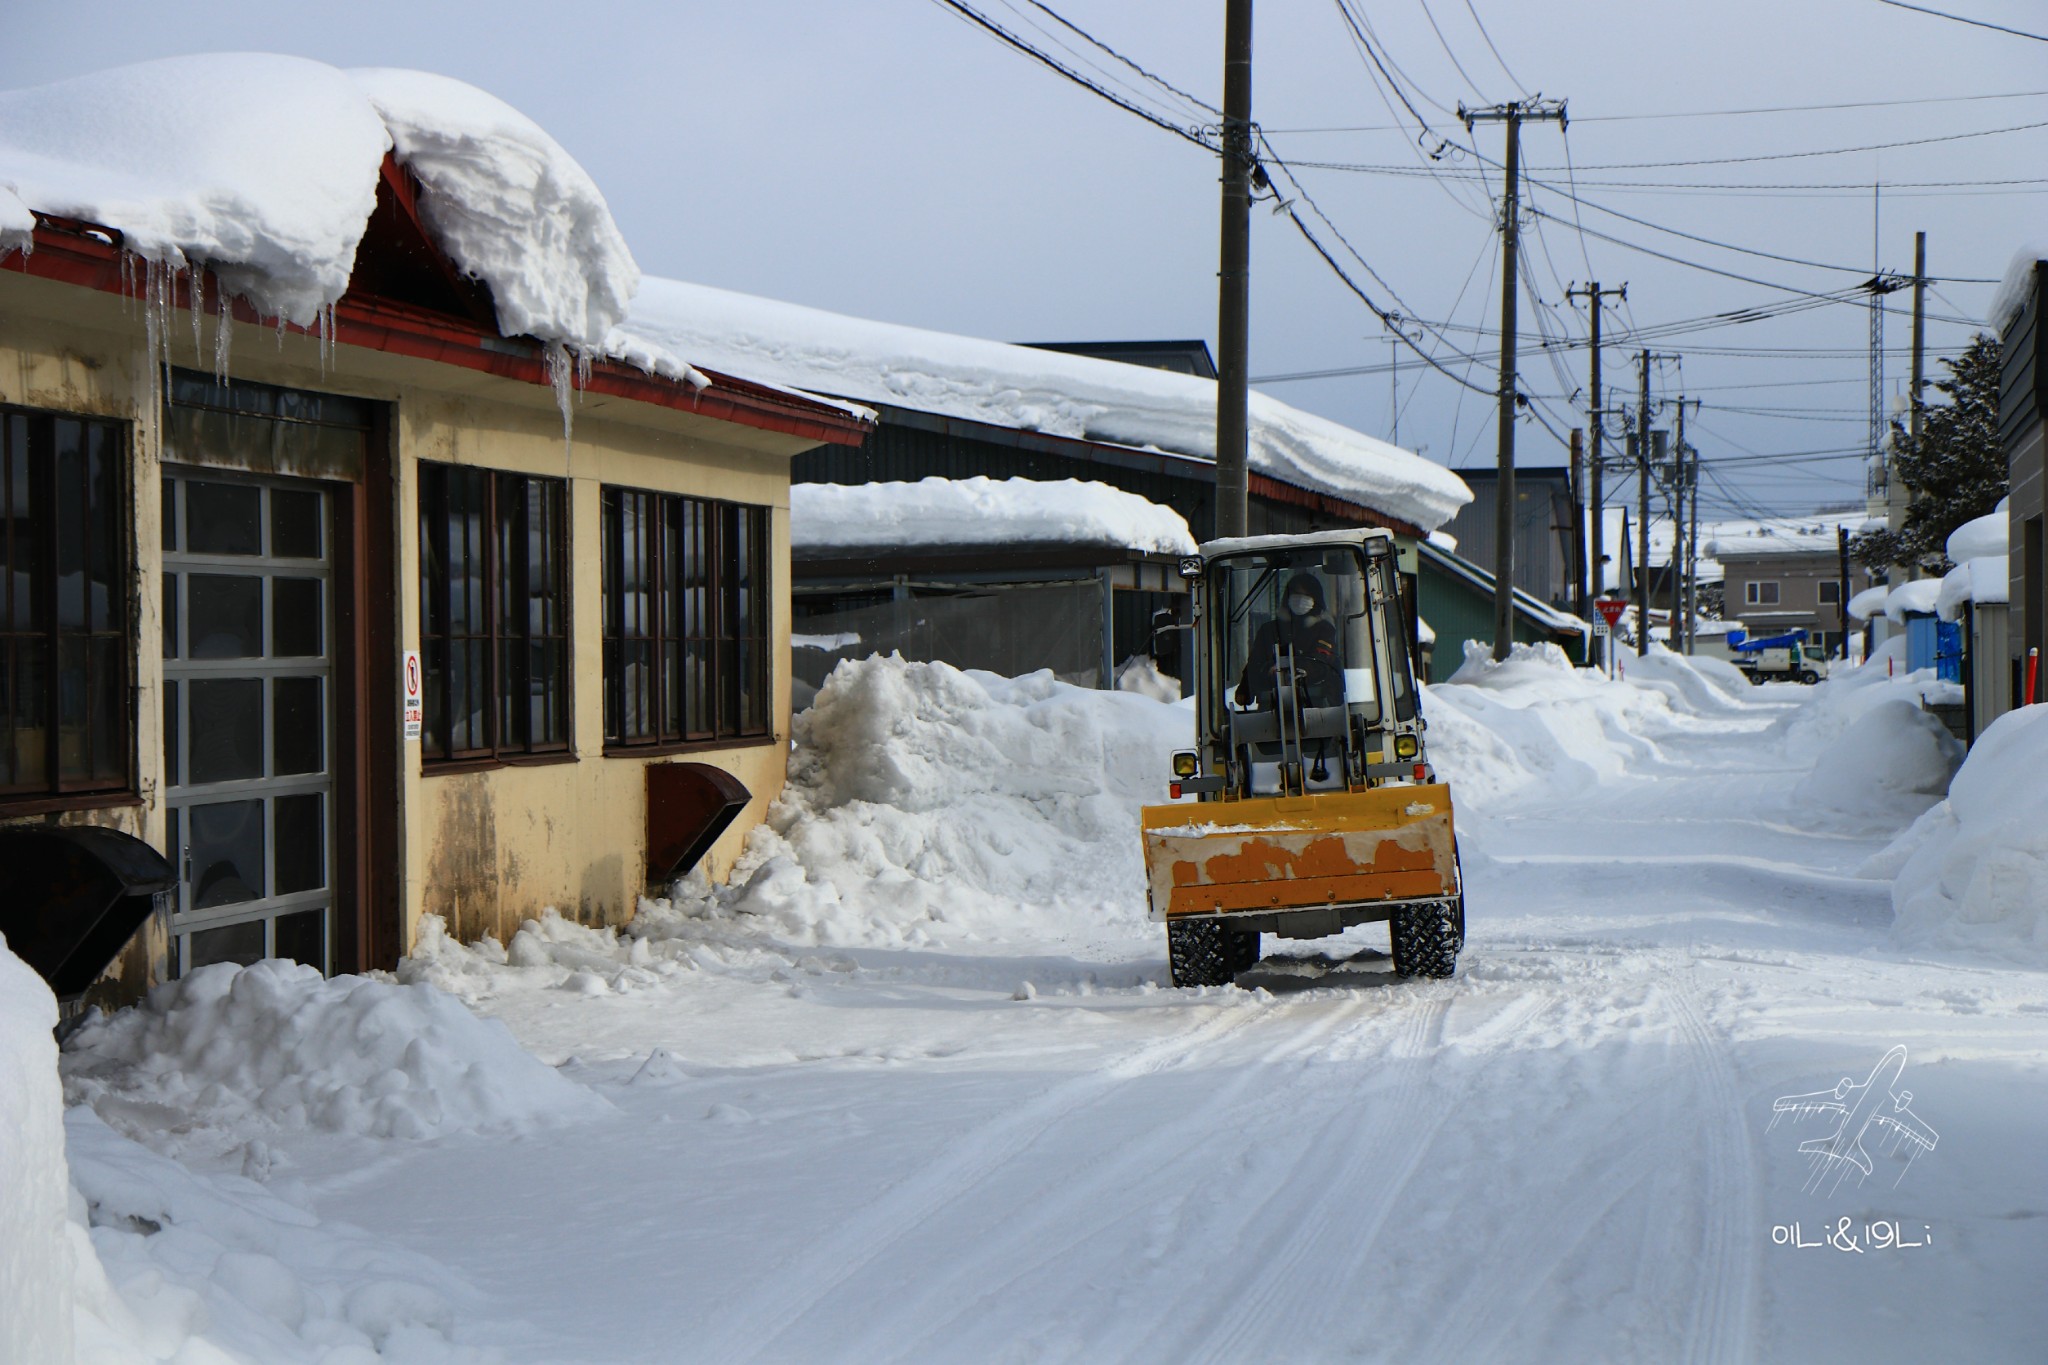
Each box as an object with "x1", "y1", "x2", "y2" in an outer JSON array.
[{"x1": 402, "y1": 650, "x2": 423, "y2": 740}]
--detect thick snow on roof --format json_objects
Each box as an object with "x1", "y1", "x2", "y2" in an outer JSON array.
[
  {"x1": 614, "y1": 278, "x2": 1471, "y2": 532},
  {"x1": 1701, "y1": 514, "x2": 1874, "y2": 561},
  {"x1": 1937, "y1": 558, "x2": 2008, "y2": 620},
  {"x1": 792, "y1": 477, "x2": 1196, "y2": 556},
  {"x1": 1847, "y1": 584, "x2": 1891, "y2": 622},
  {"x1": 1885, "y1": 578, "x2": 1944, "y2": 622},
  {"x1": 1946, "y1": 500, "x2": 2008, "y2": 563},
  {"x1": 0, "y1": 54, "x2": 636, "y2": 353},
  {"x1": 1989, "y1": 244, "x2": 2045, "y2": 335}
]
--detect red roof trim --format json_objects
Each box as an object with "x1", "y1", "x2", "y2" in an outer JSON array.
[
  {"x1": 2, "y1": 216, "x2": 871, "y2": 447},
  {"x1": 1248, "y1": 470, "x2": 1423, "y2": 540}
]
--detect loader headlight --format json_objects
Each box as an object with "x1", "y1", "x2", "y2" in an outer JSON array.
[
  {"x1": 1171, "y1": 750, "x2": 1200, "y2": 779},
  {"x1": 1393, "y1": 734, "x2": 1420, "y2": 761},
  {"x1": 1178, "y1": 555, "x2": 1205, "y2": 580}
]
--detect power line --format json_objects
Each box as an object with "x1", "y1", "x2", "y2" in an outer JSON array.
[
  {"x1": 1873, "y1": 0, "x2": 2048, "y2": 43},
  {"x1": 1530, "y1": 116, "x2": 2048, "y2": 171},
  {"x1": 1461, "y1": 0, "x2": 1528, "y2": 93},
  {"x1": 1014, "y1": 0, "x2": 1219, "y2": 116},
  {"x1": 1264, "y1": 85, "x2": 2048, "y2": 132}
]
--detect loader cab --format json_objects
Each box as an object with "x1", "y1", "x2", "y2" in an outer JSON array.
[{"x1": 1193, "y1": 531, "x2": 1425, "y2": 799}]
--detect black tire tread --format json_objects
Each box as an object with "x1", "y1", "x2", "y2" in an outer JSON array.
[
  {"x1": 1167, "y1": 919, "x2": 1259, "y2": 987},
  {"x1": 1390, "y1": 899, "x2": 1464, "y2": 979}
]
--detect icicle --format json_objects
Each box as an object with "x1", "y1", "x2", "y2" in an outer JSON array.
[
  {"x1": 188, "y1": 267, "x2": 204, "y2": 365},
  {"x1": 544, "y1": 340, "x2": 576, "y2": 462},
  {"x1": 212, "y1": 287, "x2": 232, "y2": 385}
]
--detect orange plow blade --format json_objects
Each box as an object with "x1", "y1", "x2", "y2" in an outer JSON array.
[{"x1": 1140, "y1": 784, "x2": 1458, "y2": 919}]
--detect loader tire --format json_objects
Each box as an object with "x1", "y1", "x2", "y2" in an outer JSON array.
[
  {"x1": 1391, "y1": 899, "x2": 1463, "y2": 979},
  {"x1": 1168, "y1": 919, "x2": 1259, "y2": 988}
]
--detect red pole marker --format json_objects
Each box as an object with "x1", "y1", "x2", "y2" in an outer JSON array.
[{"x1": 2029, "y1": 647, "x2": 2040, "y2": 706}]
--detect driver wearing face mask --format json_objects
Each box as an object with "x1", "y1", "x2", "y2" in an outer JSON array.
[{"x1": 1235, "y1": 571, "x2": 1341, "y2": 709}]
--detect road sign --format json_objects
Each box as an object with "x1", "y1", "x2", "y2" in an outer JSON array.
[
  {"x1": 402, "y1": 650, "x2": 423, "y2": 740},
  {"x1": 1596, "y1": 598, "x2": 1628, "y2": 627}
]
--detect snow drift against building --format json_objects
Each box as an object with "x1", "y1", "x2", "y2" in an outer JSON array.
[
  {"x1": 0, "y1": 935, "x2": 75, "y2": 1363},
  {"x1": 0, "y1": 53, "x2": 638, "y2": 356},
  {"x1": 793, "y1": 477, "x2": 1197, "y2": 556},
  {"x1": 614, "y1": 277, "x2": 1472, "y2": 533}
]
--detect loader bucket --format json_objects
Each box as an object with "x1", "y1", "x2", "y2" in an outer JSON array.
[{"x1": 1140, "y1": 784, "x2": 1458, "y2": 919}]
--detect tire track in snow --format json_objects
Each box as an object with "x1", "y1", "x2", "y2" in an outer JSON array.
[
  {"x1": 688, "y1": 996, "x2": 1269, "y2": 1364},
  {"x1": 1663, "y1": 968, "x2": 1759, "y2": 1365},
  {"x1": 1137, "y1": 988, "x2": 1473, "y2": 1362},
  {"x1": 848, "y1": 993, "x2": 1385, "y2": 1363}
]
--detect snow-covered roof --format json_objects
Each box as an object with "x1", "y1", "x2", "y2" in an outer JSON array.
[
  {"x1": 1885, "y1": 578, "x2": 1944, "y2": 622},
  {"x1": 1702, "y1": 515, "x2": 1875, "y2": 561},
  {"x1": 0, "y1": 55, "x2": 636, "y2": 356},
  {"x1": 1847, "y1": 584, "x2": 1891, "y2": 622},
  {"x1": 791, "y1": 477, "x2": 1196, "y2": 556},
  {"x1": 1946, "y1": 500, "x2": 2008, "y2": 563},
  {"x1": 612, "y1": 278, "x2": 1471, "y2": 533},
  {"x1": 1936, "y1": 557, "x2": 2008, "y2": 621},
  {"x1": 1990, "y1": 243, "x2": 2046, "y2": 335}
]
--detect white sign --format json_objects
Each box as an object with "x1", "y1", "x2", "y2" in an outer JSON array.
[
  {"x1": 402, "y1": 650, "x2": 423, "y2": 740},
  {"x1": 1592, "y1": 622, "x2": 1610, "y2": 637}
]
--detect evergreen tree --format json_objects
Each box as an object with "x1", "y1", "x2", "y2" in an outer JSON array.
[{"x1": 1851, "y1": 333, "x2": 2005, "y2": 574}]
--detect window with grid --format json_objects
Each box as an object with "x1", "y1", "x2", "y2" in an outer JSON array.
[
  {"x1": 1746, "y1": 580, "x2": 1780, "y2": 606},
  {"x1": 602, "y1": 488, "x2": 769, "y2": 748},
  {"x1": 1818, "y1": 580, "x2": 1841, "y2": 605},
  {"x1": 0, "y1": 409, "x2": 131, "y2": 803},
  {"x1": 417, "y1": 463, "x2": 569, "y2": 763}
]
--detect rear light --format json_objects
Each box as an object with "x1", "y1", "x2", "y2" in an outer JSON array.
[
  {"x1": 1393, "y1": 733, "x2": 1419, "y2": 760},
  {"x1": 1413, "y1": 763, "x2": 1427, "y2": 782},
  {"x1": 1170, "y1": 782, "x2": 1184, "y2": 799}
]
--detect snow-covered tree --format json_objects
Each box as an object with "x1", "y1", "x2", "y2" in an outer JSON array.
[{"x1": 1852, "y1": 333, "x2": 2005, "y2": 574}]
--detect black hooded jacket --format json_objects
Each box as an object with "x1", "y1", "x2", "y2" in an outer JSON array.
[{"x1": 1235, "y1": 573, "x2": 1341, "y2": 708}]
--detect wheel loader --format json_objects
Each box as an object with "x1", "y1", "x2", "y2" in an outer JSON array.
[{"x1": 1140, "y1": 528, "x2": 1464, "y2": 987}]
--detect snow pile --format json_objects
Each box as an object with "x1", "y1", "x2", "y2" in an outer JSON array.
[
  {"x1": 1, "y1": 935, "x2": 76, "y2": 1364},
  {"x1": 1791, "y1": 698, "x2": 1962, "y2": 827},
  {"x1": 792, "y1": 477, "x2": 1196, "y2": 556},
  {"x1": 66, "y1": 1108, "x2": 497, "y2": 1364},
  {"x1": 702, "y1": 656, "x2": 1192, "y2": 948},
  {"x1": 0, "y1": 54, "x2": 636, "y2": 353},
  {"x1": 1424, "y1": 641, "x2": 1684, "y2": 801},
  {"x1": 63, "y1": 960, "x2": 606, "y2": 1149},
  {"x1": 1768, "y1": 641, "x2": 1959, "y2": 761},
  {"x1": 1877, "y1": 704, "x2": 2048, "y2": 965},
  {"x1": 616, "y1": 277, "x2": 1471, "y2": 531}
]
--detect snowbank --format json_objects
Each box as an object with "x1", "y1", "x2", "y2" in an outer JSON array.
[
  {"x1": 709, "y1": 658, "x2": 1192, "y2": 948},
  {"x1": 1880, "y1": 704, "x2": 2048, "y2": 965},
  {"x1": 0, "y1": 54, "x2": 635, "y2": 354},
  {"x1": 1791, "y1": 698, "x2": 1961, "y2": 828},
  {"x1": 792, "y1": 477, "x2": 1196, "y2": 556},
  {"x1": 1, "y1": 935, "x2": 75, "y2": 1364},
  {"x1": 63, "y1": 960, "x2": 606, "y2": 1150},
  {"x1": 615, "y1": 277, "x2": 1471, "y2": 532}
]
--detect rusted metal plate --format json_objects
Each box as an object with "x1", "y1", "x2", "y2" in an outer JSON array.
[{"x1": 1140, "y1": 784, "x2": 1457, "y2": 920}]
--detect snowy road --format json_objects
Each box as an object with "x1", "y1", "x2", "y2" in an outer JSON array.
[{"x1": 248, "y1": 681, "x2": 2048, "y2": 1365}]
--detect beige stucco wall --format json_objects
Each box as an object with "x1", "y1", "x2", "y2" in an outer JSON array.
[{"x1": 0, "y1": 268, "x2": 816, "y2": 983}]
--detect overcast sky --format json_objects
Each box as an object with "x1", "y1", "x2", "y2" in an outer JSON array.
[{"x1": 4, "y1": 1, "x2": 2042, "y2": 522}]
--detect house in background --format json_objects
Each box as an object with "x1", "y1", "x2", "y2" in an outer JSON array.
[
  {"x1": 1442, "y1": 465, "x2": 1581, "y2": 612},
  {"x1": 0, "y1": 57, "x2": 869, "y2": 1010},
  {"x1": 1704, "y1": 521, "x2": 1872, "y2": 658},
  {"x1": 788, "y1": 477, "x2": 1194, "y2": 699}
]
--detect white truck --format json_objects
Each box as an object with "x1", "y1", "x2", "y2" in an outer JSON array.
[{"x1": 1728, "y1": 629, "x2": 1829, "y2": 685}]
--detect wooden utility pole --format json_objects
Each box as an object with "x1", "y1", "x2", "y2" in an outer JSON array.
[
  {"x1": 1462, "y1": 97, "x2": 1567, "y2": 661},
  {"x1": 1685, "y1": 429, "x2": 1701, "y2": 653},
  {"x1": 1213, "y1": 0, "x2": 1254, "y2": 540},
  {"x1": 1566, "y1": 281, "x2": 1625, "y2": 622},
  {"x1": 1909, "y1": 230, "x2": 1928, "y2": 447}
]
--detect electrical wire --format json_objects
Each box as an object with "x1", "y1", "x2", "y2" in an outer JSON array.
[
  {"x1": 1873, "y1": 0, "x2": 2048, "y2": 43},
  {"x1": 1461, "y1": 0, "x2": 1528, "y2": 93},
  {"x1": 1530, "y1": 116, "x2": 2048, "y2": 171}
]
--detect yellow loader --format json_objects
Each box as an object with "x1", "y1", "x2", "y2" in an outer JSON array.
[{"x1": 1141, "y1": 528, "x2": 1464, "y2": 987}]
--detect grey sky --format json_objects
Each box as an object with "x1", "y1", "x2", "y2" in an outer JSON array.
[{"x1": 3, "y1": 1, "x2": 2041, "y2": 521}]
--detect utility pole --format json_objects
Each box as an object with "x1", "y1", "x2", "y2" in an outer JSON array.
[
  {"x1": 1685, "y1": 431, "x2": 1701, "y2": 654},
  {"x1": 1566, "y1": 281, "x2": 1626, "y2": 624},
  {"x1": 1837, "y1": 525, "x2": 1854, "y2": 660},
  {"x1": 1672, "y1": 398, "x2": 1700, "y2": 653},
  {"x1": 1213, "y1": 0, "x2": 1254, "y2": 539},
  {"x1": 1462, "y1": 97, "x2": 1567, "y2": 661},
  {"x1": 1634, "y1": 350, "x2": 1677, "y2": 657},
  {"x1": 1569, "y1": 426, "x2": 1586, "y2": 636}
]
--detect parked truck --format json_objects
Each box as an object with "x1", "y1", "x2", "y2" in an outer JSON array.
[
  {"x1": 1726, "y1": 628, "x2": 1829, "y2": 685},
  {"x1": 1138, "y1": 529, "x2": 1463, "y2": 987}
]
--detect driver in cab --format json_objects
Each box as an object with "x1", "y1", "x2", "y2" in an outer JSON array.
[{"x1": 1235, "y1": 572, "x2": 1341, "y2": 710}]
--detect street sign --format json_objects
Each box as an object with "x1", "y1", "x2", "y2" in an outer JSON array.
[
  {"x1": 1596, "y1": 598, "x2": 1628, "y2": 627},
  {"x1": 402, "y1": 650, "x2": 423, "y2": 740}
]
